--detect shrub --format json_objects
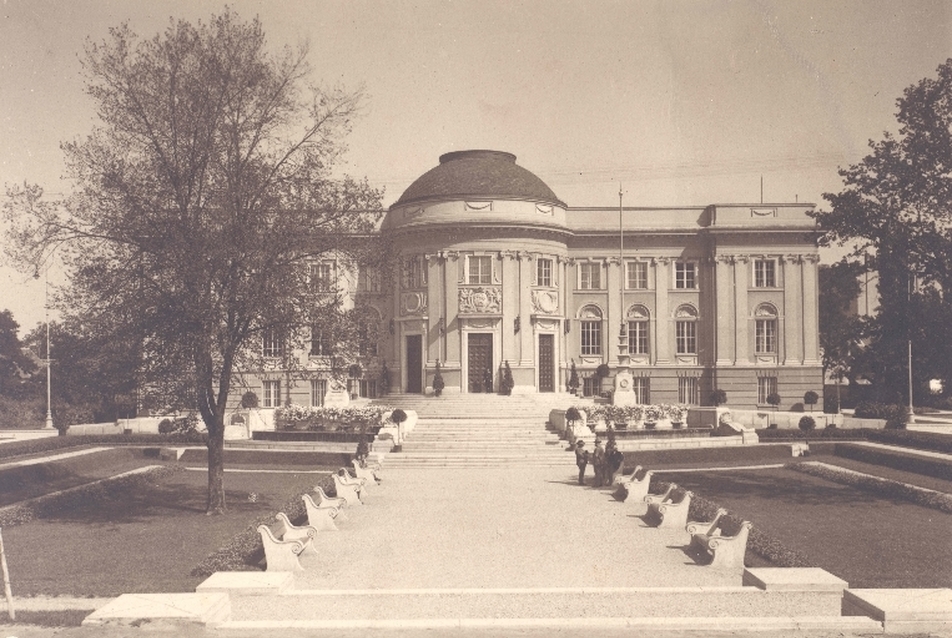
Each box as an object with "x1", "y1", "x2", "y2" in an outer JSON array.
[
  {"x1": 766, "y1": 393, "x2": 781, "y2": 409},
  {"x1": 274, "y1": 405, "x2": 392, "y2": 431},
  {"x1": 240, "y1": 391, "x2": 259, "y2": 409},
  {"x1": 565, "y1": 407, "x2": 581, "y2": 425},
  {"x1": 501, "y1": 360, "x2": 514, "y2": 396},
  {"x1": 595, "y1": 363, "x2": 610, "y2": 378},
  {"x1": 803, "y1": 391, "x2": 819, "y2": 411},
  {"x1": 379, "y1": 363, "x2": 391, "y2": 395},
  {"x1": 348, "y1": 364, "x2": 362, "y2": 378},
  {"x1": 798, "y1": 415, "x2": 816, "y2": 431},
  {"x1": 158, "y1": 418, "x2": 175, "y2": 434},
  {"x1": 568, "y1": 360, "x2": 580, "y2": 394},
  {"x1": 391, "y1": 409, "x2": 407, "y2": 425},
  {"x1": 710, "y1": 389, "x2": 727, "y2": 406}
]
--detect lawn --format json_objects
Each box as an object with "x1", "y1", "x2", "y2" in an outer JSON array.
[
  {"x1": 1, "y1": 467, "x2": 336, "y2": 597},
  {"x1": 657, "y1": 464, "x2": 952, "y2": 588},
  {"x1": 0, "y1": 448, "x2": 160, "y2": 507}
]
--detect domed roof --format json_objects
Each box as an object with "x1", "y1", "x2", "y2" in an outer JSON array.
[{"x1": 394, "y1": 150, "x2": 565, "y2": 208}]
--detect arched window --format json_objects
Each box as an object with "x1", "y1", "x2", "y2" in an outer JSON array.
[
  {"x1": 754, "y1": 304, "x2": 778, "y2": 354},
  {"x1": 578, "y1": 305, "x2": 603, "y2": 356},
  {"x1": 626, "y1": 305, "x2": 650, "y2": 356},
  {"x1": 674, "y1": 304, "x2": 698, "y2": 355}
]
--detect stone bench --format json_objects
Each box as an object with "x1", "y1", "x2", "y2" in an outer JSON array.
[
  {"x1": 643, "y1": 482, "x2": 676, "y2": 507},
  {"x1": 274, "y1": 512, "x2": 319, "y2": 553},
  {"x1": 646, "y1": 485, "x2": 693, "y2": 529},
  {"x1": 351, "y1": 459, "x2": 380, "y2": 487},
  {"x1": 313, "y1": 485, "x2": 348, "y2": 518},
  {"x1": 691, "y1": 519, "x2": 752, "y2": 570},
  {"x1": 617, "y1": 465, "x2": 654, "y2": 505},
  {"x1": 302, "y1": 493, "x2": 341, "y2": 532},
  {"x1": 258, "y1": 524, "x2": 307, "y2": 572},
  {"x1": 333, "y1": 470, "x2": 364, "y2": 506}
]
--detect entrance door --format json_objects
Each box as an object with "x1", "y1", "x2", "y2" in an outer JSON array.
[
  {"x1": 468, "y1": 333, "x2": 493, "y2": 393},
  {"x1": 405, "y1": 335, "x2": 423, "y2": 393},
  {"x1": 538, "y1": 333, "x2": 555, "y2": 392}
]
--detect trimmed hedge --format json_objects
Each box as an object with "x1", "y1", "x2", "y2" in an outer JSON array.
[
  {"x1": 653, "y1": 480, "x2": 812, "y2": 568},
  {"x1": 756, "y1": 428, "x2": 866, "y2": 441},
  {"x1": 865, "y1": 429, "x2": 952, "y2": 455},
  {"x1": 789, "y1": 462, "x2": 952, "y2": 514},
  {"x1": 0, "y1": 464, "x2": 183, "y2": 528},
  {"x1": 833, "y1": 443, "x2": 952, "y2": 483},
  {"x1": 253, "y1": 428, "x2": 381, "y2": 443},
  {"x1": 611, "y1": 427, "x2": 712, "y2": 440},
  {"x1": 191, "y1": 473, "x2": 337, "y2": 577}
]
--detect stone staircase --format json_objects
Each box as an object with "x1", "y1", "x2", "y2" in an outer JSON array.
[{"x1": 372, "y1": 392, "x2": 575, "y2": 468}]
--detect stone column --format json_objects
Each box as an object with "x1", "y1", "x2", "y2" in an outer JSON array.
[
  {"x1": 500, "y1": 250, "x2": 518, "y2": 366},
  {"x1": 802, "y1": 254, "x2": 821, "y2": 365},
  {"x1": 654, "y1": 257, "x2": 670, "y2": 364},
  {"x1": 715, "y1": 255, "x2": 734, "y2": 366},
  {"x1": 444, "y1": 252, "x2": 461, "y2": 367},
  {"x1": 518, "y1": 252, "x2": 533, "y2": 366},
  {"x1": 734, "y1": 255, "x2": 749, "y2": 363},
  {"x1": 426, "y1": 254, "x2": 442, "y2": 366},
  {"x1": 783, "y1": 255, "x2": 803, "y2": 364}
]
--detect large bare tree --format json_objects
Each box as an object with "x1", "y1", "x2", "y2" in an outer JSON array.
[{"x1": 3, "y1": 10, "x2": 383, "y2": 513}]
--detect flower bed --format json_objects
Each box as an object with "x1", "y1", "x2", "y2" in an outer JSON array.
[
  {"x1": 570, "y1": 403, "x2": 689, "y2": 429},
  {"x1": 274, "y1": 404, "x2": 393, "y2": 432}
]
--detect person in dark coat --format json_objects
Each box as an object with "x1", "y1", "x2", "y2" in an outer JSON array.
[
  {"x1": 574, "y1": 440, "x2": 589, "y2": 485},
  {"x1": 592, "y1": 437, "x2": 606, "y2": 486}
]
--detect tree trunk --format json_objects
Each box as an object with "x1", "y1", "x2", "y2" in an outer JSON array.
[{"x1": 206, "y1": 427, "x2": 226, "y2": 514}]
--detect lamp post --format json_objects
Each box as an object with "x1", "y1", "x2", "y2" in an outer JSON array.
[{"x1": 34, "y1": 263, "x2": 54, "y2": 429}]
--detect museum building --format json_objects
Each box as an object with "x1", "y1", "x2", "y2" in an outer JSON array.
[{"x1": 252, "y1": 149, "x2": 823, "y2": 411}]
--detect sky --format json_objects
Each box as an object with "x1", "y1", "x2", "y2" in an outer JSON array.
[{"x1": 1, "y1": 0, "x2": 950, "y2": 334}]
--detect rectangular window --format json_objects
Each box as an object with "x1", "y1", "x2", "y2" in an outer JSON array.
[
  {"x1": 402, "y1": 257, "x2": 426, "y2": 288},
  {"x1": 310, "y1": 261, "x2": 334, "y2": 292},
  {"x1": 579, "y1": 262, "x2": 601, "y2": 290},
  {"x1": 627, "y1": 320, "x2": 649, "y2": 355},
  {"x1": 262, "y1": 328, "x2": 283, "y2": 358},
  {"x1": 310, "y1": 379, "x2": 327, "y2": 407},
  {"x1": 678, "y1": 377, "x2": 699, "y2": 405},
  {"x1": 310, "y1": 327, "x2": 332, "y2": 356},
  {"x1": 675, "y1": 262, "x2": 697, "y2": 289},
  {"x1": 758, "y1": 376, "x2": 778, "y2": 404},
  {"x1": 675, "y1": 320, "x2": 697, "y2": 354},
  {"x1": 580, "y1": 320, "x2": 602, "y2": 355},
  {"x1": 358, "y1": 266, "x2": 381, "y2": 292},
  {"x1": 582, "y1": 376, "x2": 600, "y2": 397},
  {"x1": 536, "y1": 258, "x2": 553, "y2": 287},
  {"x1": 754, "y1": 259, "x2": 776, "y2": 288},
  {"x1": 468, "y1": 255, "x2": 493, "y2": 285},
  {"x1": 626, "y1": 261, "x2": 648, "y2": 290},
  {"x1": 633, "y1": 377, "x2": 650, "y2": 404},
  {"x1": 262, "y1": 380, "x2": 281, "y2": 408},
  {"x1": 755, "y1": 319, "x2": 777, "y2": 354},
  {"x1": 358, "y1": 379, "x2": 378, "y2": 399}
]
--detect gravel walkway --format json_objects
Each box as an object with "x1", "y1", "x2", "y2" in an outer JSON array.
[{"x1": 290, "y1": 466, "x2": 734, "y2": 591}]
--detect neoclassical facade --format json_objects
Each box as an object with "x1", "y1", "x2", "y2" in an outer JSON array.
[{"x1": 248, "y1": 149, "x2": 823, "y2": 411}]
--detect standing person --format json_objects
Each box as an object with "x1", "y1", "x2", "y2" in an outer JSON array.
[
  {"x1": 606, "y1": 438, "x2": 624, "y2": 486},
  {"x1": 574, "y1": 440, "x2": 589, "y2": 485},
  {"x1": 592, "y1": 437, "x2": 606, "y2": 487}
]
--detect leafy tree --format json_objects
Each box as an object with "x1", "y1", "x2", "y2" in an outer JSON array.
[
  {"x1": 811, "y1": 58, "x2": 952, "y2": 402},
  {"x1": 0, "y1": 310, "x2": 36, "y2": 398},
  {"x1": 818, "y1": 260, "x2": 863, "y2": 383},
  {"x1": 3, "y1": 10, "x2": 382, "y2": 513}
]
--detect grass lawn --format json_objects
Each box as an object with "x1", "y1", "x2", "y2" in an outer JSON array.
[
  {"x1": 2, "y1": 467, "x2": 337, "y2": 597},
  {"x1": 0, "y1": 448, "x2": 161, "y2": 507},
  {"x1": 657, "y1": 463, "x2": 952, "y2": 588}
]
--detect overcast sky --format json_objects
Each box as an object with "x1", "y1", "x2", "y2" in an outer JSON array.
[{"x1": 1, "y1": 0, "x2": 950, "y2": 333}]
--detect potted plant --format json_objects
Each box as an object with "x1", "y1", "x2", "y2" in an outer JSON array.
[
  {"x1": 803, "y1": 390, "x2": 819, "y2": 413},
  {"x1": 766, "y1": 392, "x2": 781, "y2": 427},
  {"x1": 565, "y1": 406, "x2": 582, "y2": 438},
  {"x1": 432, "y1": 361, "x2": 445, "y2": 397},
  {"x1": 643, "y1": 405, "x2": 661, "y2": 429},
  {"x1": 390, "y1": 409, "x2": 407, "y2": 451},
  {"x1": 380, "y1": 363, "x2": 391, "y2": 396},
  {"x1": 568, "y1": 360, "x2": 580, "y2": 395},
  {"x1": 710, "y1": 389, "x2": 727, "y2": 406},
  {"x1": 240, "y1": 391, "x2": 259, "y2": 409}
]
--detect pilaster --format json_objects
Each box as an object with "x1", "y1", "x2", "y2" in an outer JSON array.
[
  {"x1": 734, "y1": 255, "x2": 749, "y2": 363},
  {"x1": 802, "y1": 254, "x2": 821, "y2": 365},
  {"x1": 425, "y1": 253, "x2": 442, "y2": 365},
  {"x1": 715, "y1": 255, "x2": 734, "y2": 366},
  {"x1": 518, "y1": 252, "x2": 533, "y2": 366},
  {"x1": 654, "y1": 257, "x2": 670, "y2": 364},
  {"x1": 783, "y1": 255, "x2": 803, "y2": 364},
  {"x1": 444, "y1": 251, "x2": 461, "y2": 365}
]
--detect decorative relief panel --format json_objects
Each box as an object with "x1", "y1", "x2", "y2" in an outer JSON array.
[
  {"x1": 534, "y1": 318, "x2": 559, "y2": 331},
  {"x1": 536, "y1": 204, "x2": 553, "y2": 216},
  {"x1": 531, "y1": 289, "x2": 559, "y2": 315},
  {"x1": 465, "y1": 201, "x2": 493, "y2": 211},
  {"x1": 401, "y1": 292, "x2": 427, "y2": 316},
  {"x1": 463, "y1": 318, "x2": 497, "y2": 330},
  {"x1": 459, "y1": 286, "x2": 502, "y2": 314},
  {"x1": 750, "y1": 207, "x2": 778, "y2": 217}
]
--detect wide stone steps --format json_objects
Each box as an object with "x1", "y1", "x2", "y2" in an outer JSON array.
[{"x1": 224, "y1": 587, "x2": 852, "y2": 624}]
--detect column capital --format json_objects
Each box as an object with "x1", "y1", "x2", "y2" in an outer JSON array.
[{"x1": 783, "y1": 254, "x2": 802, "y2": 264}]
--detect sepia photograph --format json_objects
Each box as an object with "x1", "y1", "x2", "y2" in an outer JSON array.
[{"x1": 1, "y1": 1, "x2": 951, "y2": 636}]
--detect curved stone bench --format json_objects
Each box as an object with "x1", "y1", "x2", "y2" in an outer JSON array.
[
  {"x1": 333, "y1": 471, "x2": 364, "y2": 506},
  {"x1": 647, "y1": 486, "x2": 693, "y2": 529},
  {"x1": 302, "y1": 493, "x2": 342, "y2": 531},
  {"x1": 258, "y1": 524, "x2": 307, "y2": 572},
  {"x1": 693, "y1": 520, "x2": 752, "y2": 570}
]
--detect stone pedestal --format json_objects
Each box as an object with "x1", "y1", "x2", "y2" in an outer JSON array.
[
  {"x1": 323, "y1": 380, "x2": 350, "y2": 407},
  {"x1": 613, "y1": 369, "x2": 638, "y2": 406}
]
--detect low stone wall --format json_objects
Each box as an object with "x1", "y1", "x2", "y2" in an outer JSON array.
[{"x1": 727, "y1": 409, "x2": 884, "y2": 430}]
